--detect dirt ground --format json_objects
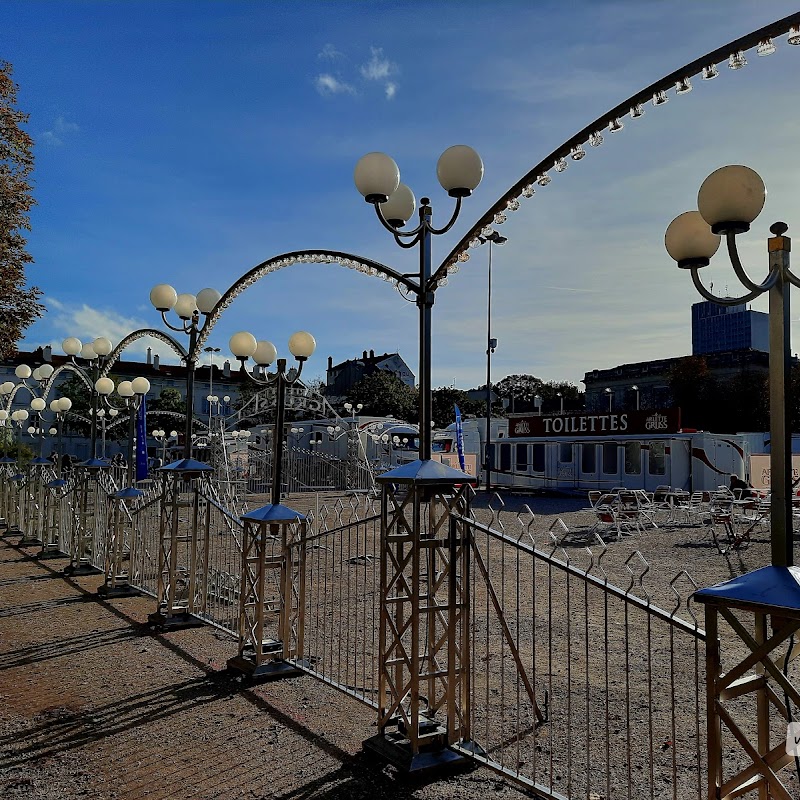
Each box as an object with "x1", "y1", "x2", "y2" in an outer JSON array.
[{"x1": 1, "y1": 489, "x2": 798, "y2": 799}]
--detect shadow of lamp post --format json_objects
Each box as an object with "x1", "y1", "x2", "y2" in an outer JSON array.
[{"x1": 665, "y1": 164, "x2": 800, "y2": 799}]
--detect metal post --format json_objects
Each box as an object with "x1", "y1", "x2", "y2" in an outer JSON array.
[
  {"x1": 418, "y1": 201, "x2": 433, "y2": 462},
  {"x1": 768, "y1": 231, "x2": 792, "y2": 567},
  {"x1": 184, "y1": 316, "x2": 198, "y2": 459},
  {"x1": 272, "y1": 362, "x2": 287, "y2": 505},
  {"x1": 485, "y1": 240, "x2": 493, "y2": 492},
  {"x1": 127, "y1": 402, "x2": 136, "y2": 487}
]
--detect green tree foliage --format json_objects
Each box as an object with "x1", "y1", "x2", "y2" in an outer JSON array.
[
  {"x1": 0, "y1": 61, "x2": 43, "y2": 356},
  {"x1": 57, "y1": 373, "x2": 92, "y2": 436},
  {"x1": 347, "y1": 371, "x2": 417, "y2": 422},
  {"x1": 431, "y1": 387, "x2": 484, "y2": 429},
  {"x1": 147, "y1": 387, "x2": 187, "y2": 432},
  {"x1": 669, "y1": 356, "x2": 719, "y2": 431},
  {"x1": 492, "y1": 374, "x2": 583, "y2": 414}
]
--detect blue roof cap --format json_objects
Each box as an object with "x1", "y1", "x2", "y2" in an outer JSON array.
[
  {"x1": 29, "y1": 457, "x2": 52, "y2": 465},
  {"x1": 47, "y1": 479, "x2": 67, "y2": 488},
  {"x1": 159, "y1": 458, "x2": 213, "y2": 473},
  {"x1": 376, "y1": 459, "x2": 478, "y2": 485},
  {"x1": 115, "y1": 487, "x2": 144, "y2": 499},
  {"x1": 77, "y1": 458, "x2": 111, "y2": 470},
  {"x1": 0, "y1": 456, "x2": 17, "y2": 464},
  {"x1": 695, "y1": 566, "x2": 800, "y2": 613},
  {"x1": 242, "y1": 503, "x2": 306, "y2": 523}
]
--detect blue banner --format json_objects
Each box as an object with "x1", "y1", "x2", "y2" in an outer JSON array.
[
  {"x1": 135, "y1": 395, "x2": 148, "y2": 481},
  {"x1": 454, "y1": 404, "x2": 466, "y2": 472}
]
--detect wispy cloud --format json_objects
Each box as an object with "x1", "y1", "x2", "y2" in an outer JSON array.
[
  {"x1": 318, "y1": 43, "x2": 343, "y2": 60},
  {"x1": 40, "y1": 115, "x2": 79, "y2": 147},
  {"x1": 314, "y1": 73, "x2": 356, "y2": 97},
  {"x1": 360, "y1": 47, "x2": 399, "y2": 99}
]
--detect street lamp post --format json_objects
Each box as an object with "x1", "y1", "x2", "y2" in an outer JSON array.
[
  {"x1": 226, "y1": 330, "x2": 316, "y2": 678},
  {"x1": 204, "y1": 346, "x2": 221, "y2": 430},
  {"x1": 534, "y1": 394, "x2": 543, "y2": 416},
  {"x1": 479, "y1": 231, "x2": 506, "y2": 493},
  {"x1": 604, "y1": 387, "x2": 613, "y2": 412},
  {"x1": 666, "y1": 164, "x2": 800, "y2": 800},
  {"x1": 354, "y1": 147, "x2": 482, "y2": 768},
  {"x1": 631, "y1": 385, "x2": 640, "y2": 411},
  {"x1": 149, "y1": 285, "x2": 222, "y2": 460},
  {"x1": 665, "y1": 164, "x2": 793, "y2": 567},
  {"x1": 557, "y1": 391, "x2": 564, "y2": 415}
]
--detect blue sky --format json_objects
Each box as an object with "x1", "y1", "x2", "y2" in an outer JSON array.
[{"x1": 5, "y1": 0, "x2": 800, "y2": 389}]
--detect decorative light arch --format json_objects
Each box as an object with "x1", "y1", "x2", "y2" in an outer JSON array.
[
  {"x1": 100, "y1": 328, "x2": 189, "y2": 377},
  {"x1": 431, "y1": 12, "x2": 800, "y2": 287}
]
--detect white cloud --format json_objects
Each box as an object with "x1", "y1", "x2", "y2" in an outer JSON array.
[
  {"x1": 314, "y1": 73, "x2": 356, "y2": 96},
  {"x1": 40, "y1": 115, "x2": 79, "y2": 147},
  {"x1": 318, "y1": 43, "x2": 343, "y2": 60},
  {"x1": 360, "y1": 47, "x2": 396, "y2": 81},
  {"x1": 385, "y1": 82, "x2": 397, "y2": 100}
]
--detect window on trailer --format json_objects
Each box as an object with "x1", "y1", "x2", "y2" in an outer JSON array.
[
  {"x1": 581, "y1": 442, "x2": 596, "y2": 473},
  {"x1": 531, "y1": 443, "x2": 545, "y2": 472},
  {"x1": 516, "y1": 444, "x2": 528, "y2": 471},
  {"x1": 624, "y1": 442, "x2": 641, "y2": 474},
  {"x1": 500, "y1": 442, "x2": 511, "y2": 472},
  {"x1": 559, "y1": 443, "x2": 573, "y2": 463},
  {"x1": 602, "y1": 442, "x2": 618, "y2": 474},
  {"x1": 649, "y1": 441, "x2": 666, "y2": 475}
]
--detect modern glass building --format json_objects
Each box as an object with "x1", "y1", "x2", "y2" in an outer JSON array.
[{"x1": 691, "y1": 300, "x2": 769, "y2": 355}]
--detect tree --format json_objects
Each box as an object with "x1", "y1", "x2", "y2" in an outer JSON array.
[
  {"x1": 347, "y1": 371, "x2": 417, "y2": 422},
  {"x1": 431, "y1": 387, "x2": 484, "y2": 429},
  {"x1": 148, "y1": 387, "x2": 187, "y2": 433},
  {"x1": 493, "y1": 374, "x2": 544, "y2": 413},
  {"x1": 0, "y1": 61, "x2": 43, "y2": 356},
  {"x1": 668, "y1": 356, "x2": 719, "y2": 431},
  {"x1": 58, "y1": 373, "x2": 92, "y2": 436}
]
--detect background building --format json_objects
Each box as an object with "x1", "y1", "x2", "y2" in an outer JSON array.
[
  {"x1": 691, "y1": 300, "x2": 769, "y2": 355},
  {"x1": 326, "y1": 350, "x2": 415, "y2": 403}
]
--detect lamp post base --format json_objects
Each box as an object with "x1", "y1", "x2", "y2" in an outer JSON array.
[
  {"x1": 18, "y1": 535, "x2": 42, "y2": 547},
  {"x1": 37, "y1": 547, "x2": 67, "y2": 560},
  {"x1": 147, "y1": 610, "x2": 204, "y2": 630},
  {"x1": 97, "y1": 582, "x2": 140, "y2": 599},
  {"x1": 1, "y1": 527, "x2": 22, "y2": 538},
  {"x1": 363, "y1": 725, "x2": 470, "y2": 775},
  {"x1": 63, "y1": 561, "x2": 102, "y2": 577},
  {"x1": 226, "y1": 654, "x2": 305, "y2": 681}
]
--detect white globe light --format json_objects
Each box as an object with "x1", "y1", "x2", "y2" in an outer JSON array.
[
  {"x1": 62, "y1": 337, "x2": 82, "y2": 356},
  {"x1": 15, "y1": 364, "x2": 31, "y2": 379},
  {"x1": 117, "y1": 380, "x2": 134, "y2": 398},
  {"x1": 174, "y1": 293, "x2": 198, "y2": 320},
  {"x1": 437, "y1": 145, "x2": 484, "y2": 197},
  {"x1": 57, "y1": 397, "x2": 72, "y2": 412},
  {"x1": 30, "y1": 397, "x2": 46, "y2": 412},
  {"x1": 0, "y1": 381, "x2": 14, "y2": 394},
  {"x1": 665, "y1": 211, "x2": 721, "y2": 267},
  {"x1": 196, "y1": 287, "x2": 221, "y2": 314},
  {"x1": 382, "y1": 183, "x2": 416, "y2": 226},
  {"x1": 49, "y1": 427, "x2": 57, "y2": 435},
  {"x1": 354, "y1": 152, "x2": 401, "y2": 202},
  {"x1": 230, "y1": 331, "x2": 258, "y2": 359},
  {"x1": 109, "y1": 408, "x2": 119, "y2": 417},
  {"x1": 131, "y1": 377, "x2": 151, "y2": 395},
  {"x1": 0, "y1": 410, "x2": 10, "y2": 421},
  {"x1": 49, "y1": 400, "x2": 61, "y2": 412},
  {"x1": 150, "y1": 284, "x2": 177, "y2": 311},
  {"x1": 32, "y1": 367, "x2": 42, "y2": 381},
  {"x1": 253, "y1": 340, "x2": 277, "y2": 366},
  {"x1": 92, "y1": 336, "x2": 113, "y2": 356},
  {"x1": 17, "y1": 410, "x2": 28, "y2": 421},
  {"x1": 169, "y1": 430, "x2": 177, "y2": 438},
  {"x1": 95, "y1": 377, "x2": 115, "y2": 395},
  {"x1": 223, "y1": 395, "x2": 230, "y2": 402},
  {"x1": 80, "y1": 344, "x2": 97, "y2": 361},
  {"x1": 288, "y1": 331, "x2": 316, "y2": 360},
  {"x1": 38, "y1": 363, "x2": 54, "y2": 380},
  {"x1": 97, "y1": 409, "x2": 105, "y2": 417},
  {"x1": 697, "y1": 165, "x2": 766, "y2": 233},
  {"x1": 27, "y1": 425, "x2": 35, "y2": 434}
]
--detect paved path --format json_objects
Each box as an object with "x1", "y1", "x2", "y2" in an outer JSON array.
[{"x1": 0, "y1": 534, "x2": 526, "y2": 800}]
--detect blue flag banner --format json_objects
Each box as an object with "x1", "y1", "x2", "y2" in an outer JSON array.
[
  {"x1": 454, "y1": 404, "x2": 466, "y2": 472},
  {"x1": 135, "y1": 395, "x2": 148, "y2": 482}
]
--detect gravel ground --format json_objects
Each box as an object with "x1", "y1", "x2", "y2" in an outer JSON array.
[{"x1": 1, "y1": 489, "x2": 798, "y2": 799}]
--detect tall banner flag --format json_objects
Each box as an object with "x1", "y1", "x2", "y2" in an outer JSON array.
[
  {"x1": 135, "y1": 395, "x2": 148, "y2": 481},
  {"x1": 454, "y1": 404, "x2": 466, "y2": 472}
]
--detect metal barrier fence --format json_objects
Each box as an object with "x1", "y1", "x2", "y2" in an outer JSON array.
[
  {"x1": 456, "y1": 502, "x2": 707, "y2": 800},
  {"x1": 290, "y1": 495, "x2": 381, "y2": 707}
]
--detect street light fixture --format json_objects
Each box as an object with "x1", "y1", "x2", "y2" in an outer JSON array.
[
  {"x1": 630, "y1": 385, "x2": 640, "y2": 411},
  {"x1": 477, "y1": 230, "x2": 507, "y2": 492},
  {"x1": 149, "y1": 283, "x2": 222, "y2": 459},
  {"x1": 604, "y1": 387, "x2": 613, "y2": 412},
  {"x1": 665, "y1": 163, "x2": 794, "y2": 567},
  {"x1": 556, "y1": 391, "x2": 564, "y2": 414},
  {"x1": 230, "y1": 330, "x2": 316, "y2": 506}
]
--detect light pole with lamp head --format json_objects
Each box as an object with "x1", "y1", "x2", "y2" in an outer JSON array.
[
  {"x1": 204, "y1": 346, "x2": 221, "y2": 430},
  {"x1": 604, "y1": 387, "x2": 613, "y2": 412},
  {"x1": 149, "y1": 285, "x2": 222, "y2": 461},
  {"x1": 557, "y1": 391, "x2": 564, "y2": 414},
  {"x1": 631, "y1": 385, "x2": 640, "y2": 411},
  {"x1": 665, "y1": 164, "x2": 794, "y2": 567},
  {"x1": 354, "y1": 146, "x2": 484, "y2": 768},
  {"x1": 478, "y1": 231, "x2": 507, "y2": 492}
]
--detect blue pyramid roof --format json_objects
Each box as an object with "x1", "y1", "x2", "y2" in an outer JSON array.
[
  {"x1": 242, "y1": 503, "x2": 306, "y2": 523},
  {"x1": 115, "y1": 487, "x2": 144, "y2": 499},
  {"x1": 0, "y1": 456, "x2": 16, "y2": 464},
  {"x1": 695, "y1": 566, "x2": 800, "y2": 613},
  {"x1": 77, "y1": 458, "x2": 111, "y2": 470},
  {"x1": 29, "y1": 457, "x2": 52, "y2": 465},
  {"x1": 159, "y1": 458, "x2": 213, "y2": 473},
  {"x1": 47, "y1": 479, "x2": 67, "y2": 489},
  {"x1": 376, "y1": 458, "x2": 478, "y2": 485}
]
